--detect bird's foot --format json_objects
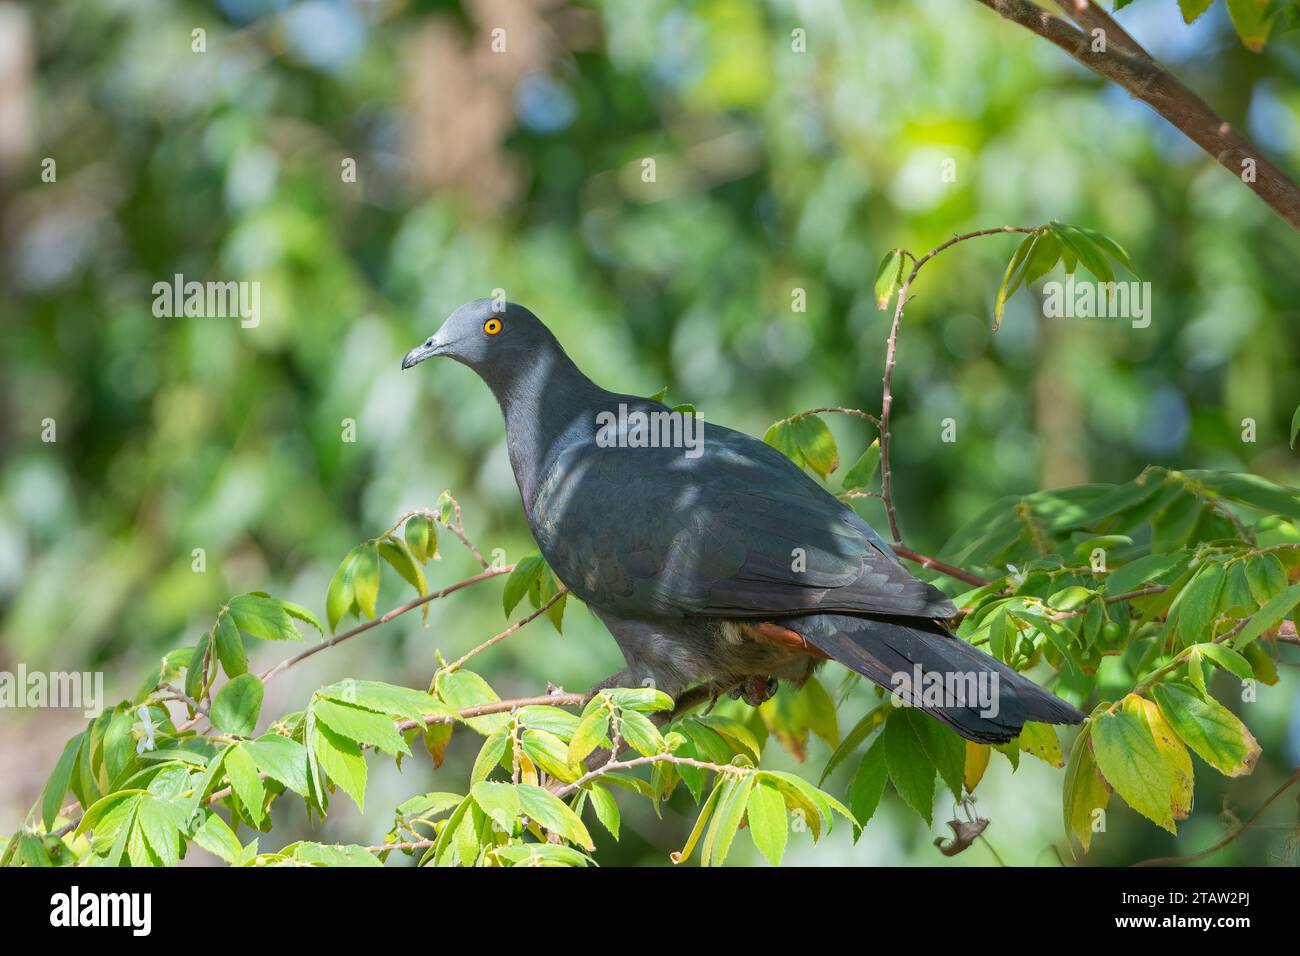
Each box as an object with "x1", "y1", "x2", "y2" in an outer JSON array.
[{"x1": 730, "y1": 676, "x2": 779, "y2": 707}]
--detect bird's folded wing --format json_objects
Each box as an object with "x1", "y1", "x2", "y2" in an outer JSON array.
[{"x1": 532, "y1": 421, "x2": 956, "y2": 622}]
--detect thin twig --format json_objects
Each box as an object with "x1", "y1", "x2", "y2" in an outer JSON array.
[
  {"x1": 1132, "y1": 770, "x2": 1300, "y2": 867},
  {"x1": 444, "y1": 588, "x2": 568, "y2": 673},
  {"x1": 878, "y1": 227, "x2": 1037, "y2": 542}
]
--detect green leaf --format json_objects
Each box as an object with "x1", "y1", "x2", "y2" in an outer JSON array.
[
  {"x1": 1128, "y1": 696, "x2": 1193, "y2": 821},
  {"x1": 471, "y1": 728, "x2": 509, "y2": 785},
  {"x1": 993, "y1": 231, "x2": 1037, "y2": 332},
  {"x1": 227, "y1": 593, "x2": 304, "y2": 642},
  {"x1": 1062, "y1": 726, "x2": 1109, "y2": 851},
  {"x1": 790, "y1": 414, "x2": 839, "y2": 478},
  {"x1": 702, "y1": 773, "x2": 755, "y2": 867},
  {"x1": 1244, "y1": 552, "x2": 1289, "y2": 606},
  {"x1": 317, "y1": 679, "x2": 446, "y2": 723},
  {"x1": 192, "y1": 810, "x2": 243, "y2": 864},
  {"x1": 1196, "y1": 643, "x2": 1255, "y2": 681},
  {"x1": 213, "y1": 614, "x2": 247, "y2": 678},
  {"x1": 405, "y1": 514, "x2": 437, "y2": 562},
  {"x1": 874, "y1": 248, "x2": 906, "y2": 310},
  {"x1": 618, "y1": 709, "x2": 665, "y2": 757},
  {"x1": 136, "y1": 797, "x2": 184, "y2": 867},
  {"x1": 1172, "y1": 561, "x2": 1226, "y2": 645},
  {"x1": 1291, "y1": 402, "x2": 1300, "y2": 449},
  {"x1": 242, "y1": 734, "x2": 310, "y2": 796},
  {"x1": 470, "y1": 781, "x2": 521, "y2": 834},
  {"x1": 516, "y1": 784, "x2": 594, "y2": 850},
  {"x1": 905, "y1": 708, "x2": 965, "y2": 796},
  {"x1": 379, "y1": 535, "x2": 427, "y2": 598},
  {"x1": 1178, "y1": 0, "x2": 1215, "y2": 23},
  {"x1": 313, "y1": 723, "x2": 368, "y2": 810},
  {"x1": 353, "y1": 543, "x2": 381, "y2": 620},
  {"x1": 1226, "y1": 0, "x2": 1273, "y2": 50},
  {"x1": 503, "y1": 554, "x2": 546, "y2": 617},
  {"x1": 882, "y1": 710, "x2": 935, "y2": 825},
  {"x1": 211, "y1": 674, "x2": 264, "y2": 737},
  {"x1": 312, "y1": 698, "x2": 409, "y2": 757},
  {"x1": 848, "y1": 736, "x2": 888, "y2": 830},
  {"x1": 1016, "y1": 721, "x2": 1064, "y2": 768},
  {"x1": 1152, "y1": 683, "x2": 1260, "y2": 777},
  {"x1": 568, "y1": 706, "x2": 610, "y2": 766},
  {"x1": 588, "y1": 784, "x2": 621, "y2": 840},
  {"x1": 521, "y1": 729, "x2": 581, "y2": 782},
  {"x1": 1051, "y1": 221, "x2": 1115, "y2": 283},
  {"x1": 223, "y1": 745, "x2": 267, "y2": 826},
  {"x1": 327, "y1": 547, "x2": 361, "y2": 632},
  {"x1": 1091, "y1": 702, "x2": 1175, "y2": 833},
  {"x1": 606, "y1": 687, "x2": 675, "y2": 712},
  {"x1": 1234, "y1": 581, "x2": 1300, "y2": 650},
  {"x1": 185, "y1": 634, "x2": 213, "y2": 701},
  {"x1": 763, "y1": 419, "x2": 804, "y2": 468},
  {"x1": 41, "y1": 733, "x2": 83, "y2": 830},
  {"x1": 279, "y1": 601, "x2": 324, "y2": 638},
  {"x1": 1103, "y1": 553, "x2": 1189, "y2": 596},
  {"x1": 842, "y1": 439, "x2": 881, "y2": 491}
]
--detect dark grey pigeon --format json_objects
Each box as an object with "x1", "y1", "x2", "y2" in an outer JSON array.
[{"x1": 402, "y1": 299, "x2": 1084, "y2": 743}]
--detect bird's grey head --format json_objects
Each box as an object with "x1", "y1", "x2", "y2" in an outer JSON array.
[{"x1": 402, "y1": 299, "x2": 557, "y2": 384}]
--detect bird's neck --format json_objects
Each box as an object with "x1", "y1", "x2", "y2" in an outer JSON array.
[{"x1": 488, "y1": 344, "x2": 608, "y2": 510}]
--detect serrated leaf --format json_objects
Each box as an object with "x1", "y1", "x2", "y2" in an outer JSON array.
[
  {"x1": 41, "y1": 733, "x2": 83, "y2": 831},
  {"x1": 874, "y1": 248, "x2": 906, "y2": 310},
  {"x1": 313, "y1": 723, "x2": 367, "y2": 811},
  {"x1": 503, "y1": 554, "x2": 546, "y2": 617},
  {"x1": 1126, "y1": 696, "x2": 1193, "y2": 820},
  {"x1": 516, "y1": 784, "x2": 594, "y2": 850},
  {"x1": 790, "y1": 414, "x2": 839, "y2": 478},
  {"x1": 213, "y1": 613, "x2": 246, "y2": 678},
  {"x1": 379, "y1": 536, "x2": 427, "y2": 598},
  {"x1": 353, "y1": 543, "x2": 381, "y2": 620},
  {"x1": 228, "y1": 593, "x2": 303, "y2": 642},
  {"x1": 470, "y1": 780, "x2": 521, "y2": 834},
  {"x1": 312, "y1": 698, "x2": 409, "y2": 757},
  {"x1": 842, "y1": 439, "x2": 881, "y2": 491},
  {"x1": 1016, "y1": 721, "x2": 1064, "y2": 768},
  {"x1": 223, "y1": 745, "x2": 266, "y2": 826},
  {"x1": 327, "y1": 547, "x2": 362, "y2": 632},
  {"x1": 588, "y1": 784, "x2": 621, "y2": 840},
  {"x1": 211, "y1": 674, "x2": 264, "y2": 737},
  {"x1": 193, "y1": 810, "x2": 243, "y2": 863},
  {"x1": 1152, "y1": 683, "x2": 1260, "y2": 777},
  {"x1": 1092, "y1": 702, "x2": 1175, "y2": 832},
  {"x1": 882, "y1": 710, "x2": 935, "y2": 825},
  {"x1": 1234, "y1": 581, "x2": 1300, "y2": 650},
  {"x1": 242, "y1": 734, "x2": 310, "y2": 796},
  {"x1": 471, "y1": 728, "x2": 509, "y2": 785},
  {"x1": 763, "y1": 420, "x2": 805, "y2": 468},
  {"x1": 848, "y1": 736, "x2": 888, "y2": 830},
  {"x1": 1062, "y1": 727, "x2": 1109, "y2": 851}
]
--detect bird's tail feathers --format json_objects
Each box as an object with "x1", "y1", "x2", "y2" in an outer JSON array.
[{"x1": 784, "y1": 613, "x2": 1084, "y2": 744}]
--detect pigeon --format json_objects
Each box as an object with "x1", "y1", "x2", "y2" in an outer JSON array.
[{"x1": 403, "y1": 299, "x2": 1084, "y2": 743}]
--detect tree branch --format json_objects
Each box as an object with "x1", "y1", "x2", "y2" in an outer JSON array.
[
  {"x1": 975, "y1": 0, "x2": 1300, "y2": 231},
  {"x1": 879, "y1": 226, "x2": 1036, "y2": 542}
]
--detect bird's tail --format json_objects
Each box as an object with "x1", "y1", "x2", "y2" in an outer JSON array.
[{"x1": 783, "y1": 613, "x2": 1084, "y2": 744}]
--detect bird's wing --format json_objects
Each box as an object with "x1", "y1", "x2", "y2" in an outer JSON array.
[{"x1": 529, "y1": 412, "x2": 955, "y2": 622}]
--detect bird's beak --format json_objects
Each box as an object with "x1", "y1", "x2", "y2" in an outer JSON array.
[{"x1": 402, "y1": 336, "x2": 446, "y2": 370}]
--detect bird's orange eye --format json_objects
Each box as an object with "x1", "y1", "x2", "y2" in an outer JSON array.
[{"x1": 484, "y1": 318, "x2": 502, "y2": 336}]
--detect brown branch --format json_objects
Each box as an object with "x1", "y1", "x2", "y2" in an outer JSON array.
[
  {"x1": 893, "y1": 544, "x2": 992, "y2": 588},
  {"x1": 879, "y1": 226, "x2": 1037, "y2": 542},
  {"x1": 257, "y1": 564, "x2": 513, "y2": 685},
  {"x1": 976, "y1": 0, "x2": 1300, "y2": 231},
  {"x1": 1132, "y1": 769, "x2": 1300, "y2": 867}
]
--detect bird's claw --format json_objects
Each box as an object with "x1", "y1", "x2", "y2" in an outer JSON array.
[{"x1": 734, "y1": 676, "x2": 779, "y2": 707}]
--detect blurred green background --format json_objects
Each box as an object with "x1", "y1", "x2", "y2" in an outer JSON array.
[{"x1": 2, "y1": 0, "x2": 1298, "y2": 865}]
